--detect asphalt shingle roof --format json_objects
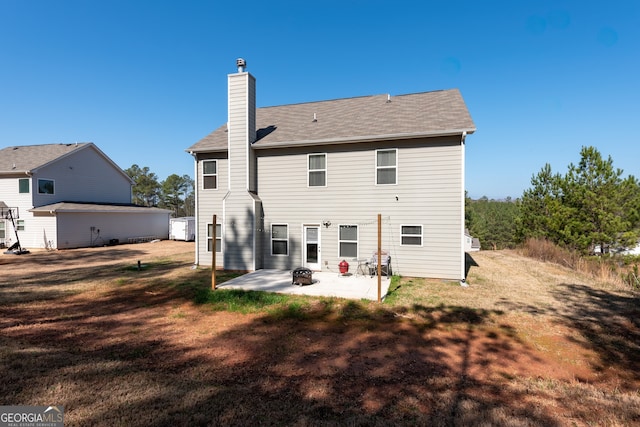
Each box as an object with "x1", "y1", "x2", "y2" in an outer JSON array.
[
  {"x1": 29, "y1": 202, "x2": 170, "y2": 214},
  {"x1": 188, "y1": 89, "x2": 475, "y2": 153},
  {"x1": 0, "y1": 143, "x2": 90, "y2": 174}
]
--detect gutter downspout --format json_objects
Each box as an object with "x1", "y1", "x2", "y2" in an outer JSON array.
[
  {"x1": 189, "y1": 151, "x2": 199, "y2": 266},
  {"x1": 460, "y1": 131, "x2": 467, "y2": 285}
]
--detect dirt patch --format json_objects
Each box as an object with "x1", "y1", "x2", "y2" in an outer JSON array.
[
  {"x1": 1, "y1": 242, "x2": 639, "y2": 426},
  {"x1": 1, "y1": 239, "x2": 186, "y2": 269}
]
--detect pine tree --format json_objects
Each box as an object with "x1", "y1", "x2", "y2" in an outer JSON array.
[
  {"x1": 564, "y1": 147, "x2": 639, "y2": 252},
  {"x1": 159, "y1": 174, "x2": 193, "y2": 217},
  {"x1": 516, "y1": 163, "x2": 573, "y2": 245},
  {"x1": 125, "y1": 164, "x2": 161, "y2": 207},
  {"x1": 517, "y1": 146, "x2": 640, "y2": 254}
]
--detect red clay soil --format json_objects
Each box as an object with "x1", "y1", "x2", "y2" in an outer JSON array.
[{"x1": 1, "y1": 241, "x2": 639, "y2": 426}]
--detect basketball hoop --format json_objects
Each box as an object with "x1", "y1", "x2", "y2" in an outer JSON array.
[
  {"x1": 0, "y1": 206, "x2": 19, "y2": 220},
  {"x1": 0, "y1": 205, "x2": 28, "y2": 255}
]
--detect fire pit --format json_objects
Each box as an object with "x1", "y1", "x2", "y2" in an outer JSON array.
[{"x1": 292, "y1": 267, "x2": 313, "y2": 286}]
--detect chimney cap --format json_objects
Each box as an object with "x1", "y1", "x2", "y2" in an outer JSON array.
[{"x1": 236, "y1": 58, "x2": 246, "y2": 72}]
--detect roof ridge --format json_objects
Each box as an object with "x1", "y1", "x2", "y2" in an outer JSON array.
[
  {"x1": 259, "y1": 88, "x2": 458, "y2": 109},
  {"x1": 260, "y1": 94, "x2": 380, "y2": 109},
  {"x1": 3, "y1": 142, "x2": 91, "y2": 149}
]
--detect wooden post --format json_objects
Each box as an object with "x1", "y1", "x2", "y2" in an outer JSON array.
[
  {"x1": 377, "y1": 213, "x2": 382, "y2": 303},
  {"x1": 211, "y1": 214, "x2": 217, "y2": 290}
]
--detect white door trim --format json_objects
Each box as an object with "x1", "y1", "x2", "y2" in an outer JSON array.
[{"x1": 302, "y1": 224, "x2": 321, "y2": 270}]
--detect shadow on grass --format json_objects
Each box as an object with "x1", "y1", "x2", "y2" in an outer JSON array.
[
  {"x1": 551, "y1": 283, "x2": 640, "y2": 387},
  {"x1": 6, "y1": 262, "x2": 637, "y2": 425},
  {"x1": 465, "y1": 252, "x2": 479, "y2": 278},
  {"x1": 1, "y1": 247, "x2": 148, "y2": 268},
  {"x1": 498, "y1": 280, "x2": 640, "y2": 388},
  {"x1": 0, "y1": 259, "x2": 192, "y2": 304}
]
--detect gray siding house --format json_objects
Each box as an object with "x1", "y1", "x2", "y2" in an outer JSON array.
[
  {"x1": 187, "y1": 60, "x2": 475, "y2": 280},
  {"x1": 0, "y1": 143, "x2": 170, "y2": 250}
]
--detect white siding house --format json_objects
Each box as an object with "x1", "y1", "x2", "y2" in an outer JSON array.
[
  {"x1": 187, "y1": 59, "x2": 476, "y2": 280},
  {"x1": 0, "y1": 143, "x2": 170, "y2": 250},
  {"x1": 464, "y1": 229, "x2": 481, "y2": 252}
]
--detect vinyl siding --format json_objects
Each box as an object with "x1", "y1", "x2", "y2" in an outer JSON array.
[
  {"x1": 223, "y1": 191, "x2": 257, "y2": 271},
  {"x1": 52, "y1": 211, "x2": 169, "y2": 249},
  {"x1": 0, "y1": 145, "x2": 174, "y2": 250},
  {"x1": 218, "y1": 71, "x2": 259, "y2": 271},
  {"x1": 0, "y1": 176, "x2": 52, "y2": 248},
  {"x1": 256, "y1": 136, "x2": 464, "y2": 279},
  {"x1": 195, "y1": 154, "x2": 228, "y2": 267},
  {"x1": 1, "y1": 156, "x2": 132, "y2": 250},
  {"x1": 0, "y1": 177, "x2": 33, "y2": 214},
  {"x1": 193, "y1": 71, "x2": 468, "y2": 278},
  {"x1": 15, "y1": 214, "x2": 57, "y2": 249},
  {"x1": 247, "y1": 77, "x2": 257, "y2": 192},
  {"x1": 228, "y1": 73, "x2": 255, "y2": 192},
  {"x1": 31, "y1": 146, "x2": 131, "y2": 207}
]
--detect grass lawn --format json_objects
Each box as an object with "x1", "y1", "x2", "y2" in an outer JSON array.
[{"x1": 1, "y1": 241, "x2": 639, "y2": 426}]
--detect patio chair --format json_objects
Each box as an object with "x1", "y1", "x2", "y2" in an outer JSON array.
[{"x1": 369, "y1": 250, "x2": 391, "y2": 278}]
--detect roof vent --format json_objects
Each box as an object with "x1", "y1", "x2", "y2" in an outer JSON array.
[
  {"x1": 386, "y1": 94, "x2": 391, "y2": 103},
  {"x1": 236, "y1": 58, "x2": 246, "y2": 73},
  {"x1": 313, "y1": 112, "x2": 317, "y2": 122}
]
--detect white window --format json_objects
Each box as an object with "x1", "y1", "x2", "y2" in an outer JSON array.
[
  {"x1": 38, "y1": 179, "x2": 55, "y2": 194},
  {"x1": 339, "y1": 225, "x2": 358, "y2": 258},
  {"x1": 401, "y1": 225, "x2": 423, "y2": 246},
  {"x1": 0, "y1": 221, "x2": 5, "y2": 239},
  {"x1": 203, "y1": 160, "x2": 217, "y2": 189},
  {"x1": 207, "y1": 223, "x2": 222, "y2": 252},
  {"x1": 271, "y1": 224, "x2": 289, "y2": 256},
  {"x1": 17, "y1": 220, "x2": 25, "y2": 231},
  {"x1": 376, "y1": 149, "x2": 397, "y2": 185},
  {"x1": 308, "y1": 153, "x2": 326, "y2": 187}
]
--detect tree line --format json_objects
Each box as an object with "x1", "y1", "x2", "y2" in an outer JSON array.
[
  {"x1": 466, "y1": 146, "x2": 640, "y2": 254},
  {"x1": 125, "y1": 164, "x2": 195, "y2": 218}
]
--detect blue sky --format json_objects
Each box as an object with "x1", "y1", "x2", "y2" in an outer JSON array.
[{"x1": 1, "y1": 0, "x2": 637, "y2": 199}]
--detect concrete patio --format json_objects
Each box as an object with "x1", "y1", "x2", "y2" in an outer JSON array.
[{"x1": 216, "y1": 269, "x2": 391, "y2": 301}]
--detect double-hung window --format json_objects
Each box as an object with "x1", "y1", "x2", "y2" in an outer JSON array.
[
  {"x1": 271, "y1": 224, "x2": 289, "y2": 256},
  {"x1": 339, "y1": 225, "x2": 358, "y2": 258},
  {"x1": 376, "y1": 149, "x2": 397, "y2": 185},
  {"x1": 17, "y1": 220, "x2": 25, "y2": 231},
  {"x1": 401, "y1": 225, "x2": 423, "y2": 246},
  {"x1": 203, "y1": 160, "x2": 217, "y2": 189},
  {"x1": 308, "y1": 153, "x2": 326, "y2": 187},
  {"x1": 207, "y1": 223, "x2": 222, "y2": 252},
  {"x1": 0, "y1": 221, "x2": 5, "y2": 239},
  {"x1": 38, "y1": 179, "x2": 55, "y2": 194}
]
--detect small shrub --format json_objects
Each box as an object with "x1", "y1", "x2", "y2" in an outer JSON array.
[
  {"x1": 621, "y1": 264, "x2": 640, "y2": 288},
  {"x1": 518, "y1": 238, "x2": 638, "y2": 289},
  {"x1": 518, "y1": 238, "x2": 580, "y2": 268}
]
